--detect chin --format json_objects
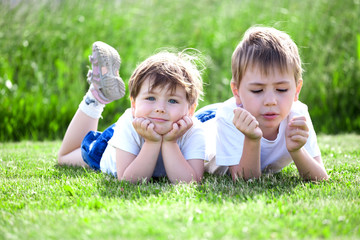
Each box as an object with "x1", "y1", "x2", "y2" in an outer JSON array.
[
  {"x1": 261, "y1": 122, "x2": 281, "y2": 130},
  {"x1": 154, "y1": 125, "x2": 172, "y2": 135}
]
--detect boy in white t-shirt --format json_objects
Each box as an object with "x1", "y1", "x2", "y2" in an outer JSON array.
[
  {"x1": 199, "y1": 26, "x2": 329, "y2": 181},
  {"x1": 58, "y1": 41, "x2": 206, "y2": 183}
]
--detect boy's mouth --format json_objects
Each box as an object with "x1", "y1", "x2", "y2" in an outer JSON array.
[
  {"x1": 262, "y1": 113, "x2": 279, "y2": 120},
  {"x1": 149, "y1": 117, "x2": 167, "y2": 122}
]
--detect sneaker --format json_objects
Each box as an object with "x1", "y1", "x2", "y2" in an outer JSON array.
[{"x1": 87, "y1": 41, "x2": 125, "y2": 104}]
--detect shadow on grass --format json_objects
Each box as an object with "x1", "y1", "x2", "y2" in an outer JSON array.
[
  {"x1": 89, "y1": 165, "x2": 308, "y2": 204},
  {"x1": 53, "y1": 164, "x2": 94, "y2": 178},
  {"x1": 197, "y1": 171, "x2": 306, "y2": 204},
  {"x1": 53, "y1": 162, "x2": 321, "y2": 205}
]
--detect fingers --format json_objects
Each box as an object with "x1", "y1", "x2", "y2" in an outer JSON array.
[
  {"x1": 163, "y1": 116, "x2": 193, "y2": 142},
  {"x1": 288, "y1": 116, "x2": 309, "y2": 139},
  {"x1": 176, "y1": 115, "x2": 193, "y2": 130},
  {"x1": 286, "y1": 116, "x2": 309, "y2": 152},
  {"x1": 233, "y1": 108, "x2": 258, "y2": 129},
  {"x1": 132, "y1": 117, "x2": 161, "y2": 142},
  {"x1": 174, "y1": 116, "x2": 193, "y2": 134},
  {"x1": 132, "y1": 117, "x2": 152, "y2": 131},
  {"x1": 289, "y1": 116, "x2": 308, "y2": 131},
  {"x1": 233, "y1": 108, "x2": 262, "y2": 139}
]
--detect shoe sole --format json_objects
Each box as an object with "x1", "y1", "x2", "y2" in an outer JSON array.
[{"x1": 89, "y1": 41, "x2": 125, "y2": 103}]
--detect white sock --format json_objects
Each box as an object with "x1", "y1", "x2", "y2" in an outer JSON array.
[{"x1": 78, "y1": 90, "x2": 105, "y2": 119}]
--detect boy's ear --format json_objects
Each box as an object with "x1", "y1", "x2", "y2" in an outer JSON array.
[
  {"x1": 130, "y1": 97, "x2": 136, "y2": 116},
  {"x1": 294, "y1": 79, "x2": 303, "y2": 101},
  {"x1": 230, "y1": 81, "x2": 242, "y2": 105},
  {"x1": 188, "y1": 103, "x2": 197, "y2": 117}
]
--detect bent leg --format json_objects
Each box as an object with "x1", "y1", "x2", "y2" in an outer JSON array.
[
  {"x1": 58, "y1": 109, "x2": 99, "y2": 166},
  {"x1": 58, "y1": 41, "x2": 124, "y2": 167}
]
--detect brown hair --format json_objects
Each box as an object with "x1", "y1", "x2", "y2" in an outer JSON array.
[
  {"x1": 129, "y1": 50, "x2": 204, "y2": 106},
  {"x1": 231, "y1": 26, "x2": 303, "y2": 87}
]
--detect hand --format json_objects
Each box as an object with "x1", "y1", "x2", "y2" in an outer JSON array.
[
  {"x1": 285, "y1": 116, "x2": 309, "y2": 152},
  {"x1": 132, "y1": 117, "x2": 162, "y2": 142},
  {"x1": 233, "y1": 108, "x2": 262, "y2": 140},
  {"x1": 163, "y1": 115, "x2": 193, "y2": 143}
]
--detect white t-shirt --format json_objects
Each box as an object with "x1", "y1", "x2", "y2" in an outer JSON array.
[
  {"x1": 100, "y1": 109, "x2": 207, "y2": 177},
  {"x1": 213, "y1": 97, "x2": 321, "y2": 173}
]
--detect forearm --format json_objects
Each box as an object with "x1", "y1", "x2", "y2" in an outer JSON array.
[
  {"x1": 162, "y1": 142, "x2": 201, "y2": 183},
  {"x1": 231, "y1": 137, "x2": 261, "y2": 180},
  {"x1": 290, "y1": 148, "x2": 329, "y2": 181},
  {"x1": 121, "y1": 142, "x2": 161, "y2": 183}
]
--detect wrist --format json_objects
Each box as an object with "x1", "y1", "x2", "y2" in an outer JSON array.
[
  {"x1": 162, "y1": 140, "x2": 178, "y2": 147},
  {"x1": 144, "y1": 139, "x2": 162, "y2": 146},
  {"x1": 244, "y1": 135, "x2": 261, "y2": 143},
  {"x1": 162, "y1": 138, "x2": 177, "y2": 144},
  {"x1": 289, "y1": 147, "x2": 305, "y2": 158}
]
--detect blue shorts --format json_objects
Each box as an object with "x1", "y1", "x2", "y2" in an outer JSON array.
[
  {"x1": 81, "y1": 104, "x2": 219, "y2": 170},
  {"x1": 81, "y1": 124, "x2": 115, "y2": 171}
]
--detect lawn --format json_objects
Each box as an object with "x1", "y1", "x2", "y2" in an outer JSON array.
[
  {"x1": 0, "y1": 134, "x2": 359, "y2": 239},
  {"x1": 2, "y1": 0, "x2": 359, "y2": 141}
]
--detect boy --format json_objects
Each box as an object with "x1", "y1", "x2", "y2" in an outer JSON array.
[
  {"x1": 200, "y1": 26, "x2": 328, "y2": 181},
  {"x1": 58, "y1": 42, "x2": 205, "y2": 183}
]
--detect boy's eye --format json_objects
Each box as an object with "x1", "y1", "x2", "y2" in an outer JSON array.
[
  {"x1": 251, "y1": 89, "x2": 263, "y2": 93},
  {"x1": 277, "y1": 89, "x2": 288, "y2": 92},
  {"x1": 146, "y1": 96, "x2": 156, "y2": 101},
  {"x1": 168, "y1": 99, "x2": 178, "y2": 104}
]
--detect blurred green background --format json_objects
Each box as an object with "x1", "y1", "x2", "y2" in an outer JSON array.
[{"x1": 1, "y1": 0, "x2": 359, "y2": 141}]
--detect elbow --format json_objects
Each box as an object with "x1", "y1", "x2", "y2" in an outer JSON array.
[
  {"x1": 193, "y1": 172, "x2": 203, "y2": 183},
  {"x1": 312, "y1": 173, "x2": 330, "y2": 181},
  {"x1": 118, "y1": 173, "x2": 149, "y2": 184},
  {"x1": 301, "y1": 172, "x2": 329, "y2": 182},
  {"x1": 57, "y1": 152, "x2": 65, "y2": 165},
  {"x1": 235, "y1": 174, "x2": 261, "y2": 182},
  {"x1": 243, "y1": 173, "x2": 261, "y2": 181},
  {"x1": 231, "y1": 169, "x2": 261, "y2": 182},
  {"x1": 169, "y1": 174, "x2": 203, "y2": 184},
  {"x1": 192, "y1": 175, "x2": 203, "y2": 184},
  {"x1": 321, "y1": 174, "x2": 330, "y2": 181}
]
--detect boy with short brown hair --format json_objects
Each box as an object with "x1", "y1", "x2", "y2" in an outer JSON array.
[
  {"x1": 58, "y1": 42, "x2": 206, "y2": 183},
  {"x1": 199, "y1": 26, "x2": 328, "y2": 181}
]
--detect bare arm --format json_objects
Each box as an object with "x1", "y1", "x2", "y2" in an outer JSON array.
[
  {"x1": 229, "y1": 108, "x2": 263, "y2": 181},
  {"x1": 116, "y1": 118, "x2": 162, "y2": 183},
  {"x1": 162, "y1": 142, "x2": 203, "y2": 183},
  {"x1": 286, "y1": 116, "x2": 329, "y2": 181},
  {"x1": 162, "y1": 116, "x2": 204, "y2": 183},
  {"x1": 290, "y1": 151, "x2": 328, "y2": 181},
  {"x1": 229, "y1": 137, "x2": 261, "y2": 180},
  {"x1": 116, "y1": 142, "x2": 161, "y2": 183}
]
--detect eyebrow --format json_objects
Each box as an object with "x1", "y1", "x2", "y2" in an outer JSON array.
[
  {"x1": 147, "y1": 89, "x2": 184, "y2": 98},
  {"x1": 249, "y1": 81, "x2": 291, "y2": 86}
]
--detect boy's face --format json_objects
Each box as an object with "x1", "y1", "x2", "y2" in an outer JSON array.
[
  {"x1": 131, "y1": 78, "x2": 195, "y2": 135},
  {"x1": 231, "y1": 66, "x2": 302, "y2": 135}
]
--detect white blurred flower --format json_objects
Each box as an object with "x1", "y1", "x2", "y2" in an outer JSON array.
[{"x1": 5, "y1": 80, "x2": 13, "y2": 89}]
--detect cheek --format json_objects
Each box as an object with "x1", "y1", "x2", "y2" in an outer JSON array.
[
  {"x1": 241, "y1": 94, "x2": 258, "y2": 107},
  {"x1": 170, "y1": 106, "x2": 188, "y2": 121},
  {"x1": 132, "y1": 102, "x2": 147, "y2": 117}
]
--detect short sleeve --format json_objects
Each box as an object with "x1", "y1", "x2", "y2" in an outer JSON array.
[
  {"x1": 180, "y1": 118, "x2": 207, "y2": 161},
  {"x1": 215, "y1": 112, "x2": 244, "y2": 166},
  {"x1": 303, "y1": 108, "x2": 321, "y2": 158},
  {"x1": 108, "y1": 109, "x2": 142, "y2": 156}
]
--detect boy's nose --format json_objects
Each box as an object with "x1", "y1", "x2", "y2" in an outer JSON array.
[
  {"x1": 264, "y1": 92, "x2": 277, "y2": 106},
  {"x1": 155, "y1": 108, "x2": 165, "y2": 113},
  {"x1": 155, "y1": 103, "x2": 166, "y2": 113}
]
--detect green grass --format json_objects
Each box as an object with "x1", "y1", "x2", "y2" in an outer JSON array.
[
  {"x1": 1, "y1": 135, "x2": 359, "y2": 239},
  {"x1": 1, "y1": 0, "x2": 360, "y2": 140}
]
